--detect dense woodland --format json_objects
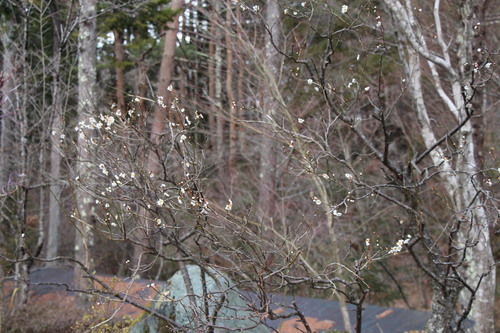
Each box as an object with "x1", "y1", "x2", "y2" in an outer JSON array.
[{"x1": 1, "y1": 0, "x2": 499, "y2": 332}]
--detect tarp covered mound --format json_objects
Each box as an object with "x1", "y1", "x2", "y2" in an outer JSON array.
[{"x1": 128, "y1": 265, "x2": 270, "y2": 333}]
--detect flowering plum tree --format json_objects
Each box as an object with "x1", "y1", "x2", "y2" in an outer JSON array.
[
  {"x1": 1, "y1": 1, "x2": 498, "y2": 332},
  {"x1": 69, "y1": 0, "x2": 498, "y2": 332}
]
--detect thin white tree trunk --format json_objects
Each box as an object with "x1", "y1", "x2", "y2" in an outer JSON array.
[
  {"x1": 10, "y1": 9, "x2": 30, "y2": 314},
  {"x1": 47, "y1": 46, "x2": 63, "y2": 263},
  {"x1": 214, "y1": 1, "x2": 224, "y2": 172},
  {"x1": 0, "y1": 27, "x2": 16, "y2": 193},
  {"x1": 74, "y1": 0, "x2": 97, "y2": 307},
  {"x1": 454, "y1": 3, "x2": 496, "y2": 330},
  {"x1": 0, "y1": 3, "x2": 22, "y2": 201},
  {"x1": 257, "y1": 0, "x2": 281, "y2": 221},
  {"x1": 383, "y1": 1, "x2": 495, "y2": 331}
]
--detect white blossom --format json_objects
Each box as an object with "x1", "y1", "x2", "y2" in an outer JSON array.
[
  {"x1": 225, "y1": 199, "x2": 233, "y2": 211},
  {"x1": 157, "y1": 199, "x2": 164, "y2": 206},
  {"x1": 103, "y1": 115, "x2": 114, "y2": 127},
  {"x1": 388, "y1": 235, "x2": 411, "y2": 254},
  {"x1": 99, "y1": 164, "x2": 109, "y2": 176},
  {"x1": 307, "y1": 78, "x2": 313, "y2": 85},
  {"x1": 341, "y1": 5, "x2": 348, "y2": 14},
  {"x1": 298, "y1": 118, "x2": 304, "y2": 124},
  {"x1": 388, "y1": 239, "x2": 404, "y2": 255},
  {"x1": 157, "y1": 96, "x2": 166, "y2": 108},
  {"x1": 312, "y1": 197, "x2": 321, "y2": 205}
]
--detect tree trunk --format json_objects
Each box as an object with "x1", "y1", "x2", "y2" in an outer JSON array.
[
  {"x1": 425, "y1": 293, "x2": 457, "y2": 333},
  {"x1": 382, "y1": 1, "x2": 496, "y2": 331},
  {"x1": 0, "y1": 263, "x2": 4, "y2": 331},
  {"x1": 9, "y1": 8, "x2": 31, "y2": 314},
  {"x1": 225, "y1": 0, "x2": 236, "y2": 176},
  {"x1": 454, "y1": 3, "x2": 495, "y2": 331},
  {"x1": 257, "y1": 0, "x2": 281, "y2": 221},
  {"x1": 207, "y1": 10, "x2": 216, "y2": 150},
  {"x1": 0, "y1": 26, "x2": 19, "y2": 304},
  {"x1": 47, "y1": 9, "x2": 64, "y2": 262},
  {"x1": 113, "y1": 28, "x2": 126, "y2": 116},
  {"x1": 0, "y1": 20, "x2": 16, "y2": 197},
  {"x1": 214, "y1": 2, "x2": 224, "y2": 180},
  {"x1": 132, "y1": 0, "x2": 184, "y2": 269},
  {"x1": 74, "y1": 0, "x2": 97, "y2": 308},
  {"x1": 235, "y1": 4, "x2": 245, "y2": 154},
  {"x1": 136, "y1": 56, "x2": 147, "y2": 117}
]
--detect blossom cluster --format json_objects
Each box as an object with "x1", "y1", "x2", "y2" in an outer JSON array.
[{"x1": 387, "y1": 235, "x2": 412, "y2": 255}]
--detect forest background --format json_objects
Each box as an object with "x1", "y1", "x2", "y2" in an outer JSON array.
[{"x1": 1, "y1": 0, "x2": 499, "y2": 332}]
